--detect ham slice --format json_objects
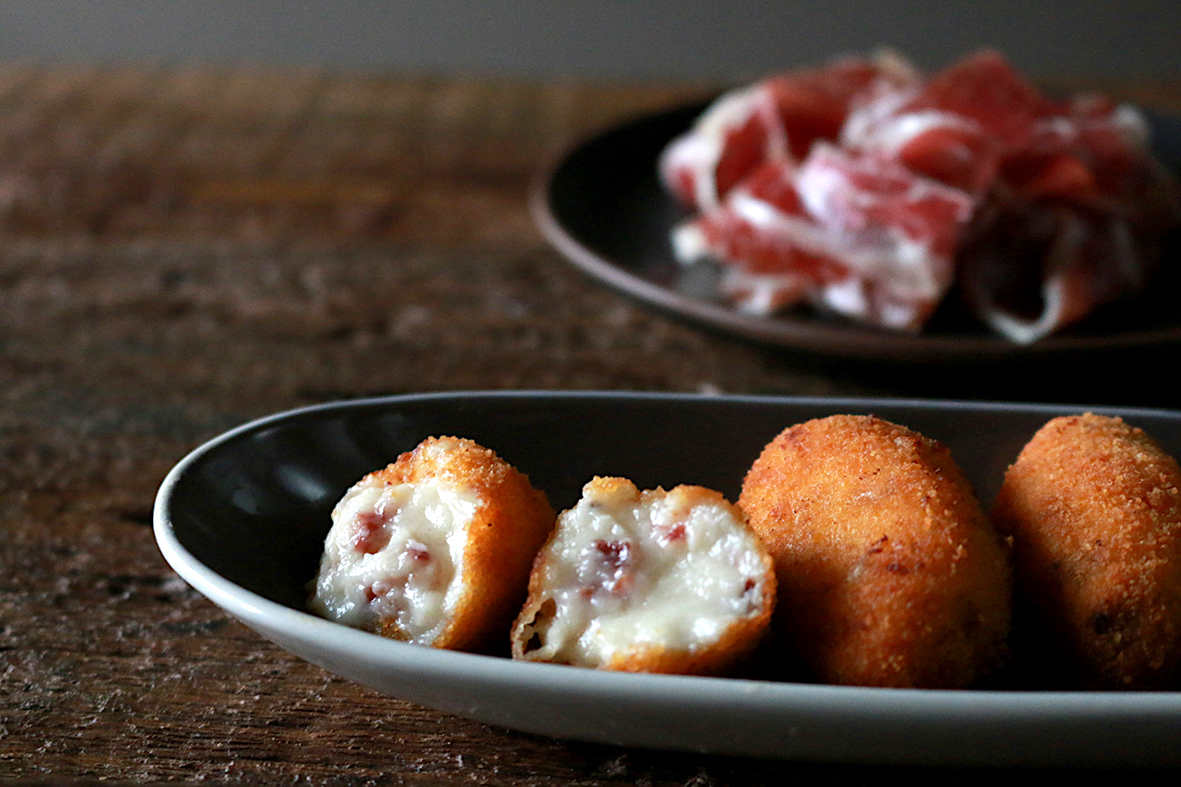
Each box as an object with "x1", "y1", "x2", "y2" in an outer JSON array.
[
  {"x1": 663, "y1": 50, "x2": 1180, "y2": 341},
  {"x1": 958, "y1": 200, "x2": 1145, "y2": 344},
  {"x1": 675, "y1": 145, "x2": 975, "y2": 331},
  {"x1": 841, "y1": 51, "x2": 1052, "y2": 196},
  {"x1": 659, "y1": 54, "x2": 917, "y2": 212},
  {"x1": 960, "y1": 98, "x2": 1179, "y2": 342}
]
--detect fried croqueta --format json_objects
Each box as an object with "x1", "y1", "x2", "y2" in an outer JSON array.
[
  {"x1": 309, "y1": 436, "x2": 555, "y2": 653},
  {"x1": 512, "y1": 477, "x2": 776, "y2": 675},
  {"x1": 993, "y1": 413, "x2": 1181, "y2": 689},
  {"x1": 739, "y1": 415, "x2": 1011, "y2": 688}
]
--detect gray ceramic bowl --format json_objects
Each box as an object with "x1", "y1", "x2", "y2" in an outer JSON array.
[{"x1": 154, "y1": 391, "x2": 1181, "y2": 766}]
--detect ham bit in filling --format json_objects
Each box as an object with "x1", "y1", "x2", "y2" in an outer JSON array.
[
  {"x1": 580, "y1": 538, "x2": 638, "y2": 601},
  {"x1": 308, "y1": 475, "x2": 480, "y2": 644},
  {"x1": 514, "y1": 478, "x2": 772, "y2": 669}
]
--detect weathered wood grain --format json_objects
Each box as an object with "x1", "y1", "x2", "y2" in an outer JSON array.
[{"x1": 3, "y1": 66, "x2": 1181, "y2": 784}]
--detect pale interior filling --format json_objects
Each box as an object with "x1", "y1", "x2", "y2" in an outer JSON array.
[
  {"x1": 309, "y1": 476, "x2": 479, "y2": 645},
  {"x1": 525, "y1": 484, "x2": 767, "y2": 666}
]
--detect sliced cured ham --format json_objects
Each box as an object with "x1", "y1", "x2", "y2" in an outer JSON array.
[
  {"x1": 659, "y1": 54, "x2": 917, "y2": 212},
  {"x1": 964, "y1": 94, "x2": 1179, "y2": 342},
  {"x1": 675, "y1": 145, "x2": 975, "y2": 331},
  {"x1": 844, "y1": 110, "x2": 1000, "y2": 195},
  {"x1": 905, "y1": 50, "x2": 1057, "y2": 147},
  {"x1": 958, "y1": 193, "x2": 1163, "y2": 344},
  {"x1": 842, "y1": 51, "x2": 1057, "y2": 197},
  {"x1": 662, "y1": 49, "x2": 1180, "y2": 341},
  {"x1": 672, "y1": 160, "x2": 840, "y2": 314}
]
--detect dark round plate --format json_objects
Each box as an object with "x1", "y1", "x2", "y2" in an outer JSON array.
[{"x1": 531, "y1": 102, "x2": 1181, "y2": 364}]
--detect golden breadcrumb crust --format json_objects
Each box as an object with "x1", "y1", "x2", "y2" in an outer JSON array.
[
  {"x1": 739, "y1": 415, "x2": 1011, "y2": 688},
  {"x1": 367, "y1": 436, "x2": 555, "y2": 653},
  {"x1": 512, "y1": 477, "x2": 776, "y2": 676},
  {"x1": 993, "y1": 413, "x2": 1181, "y2": 689}
]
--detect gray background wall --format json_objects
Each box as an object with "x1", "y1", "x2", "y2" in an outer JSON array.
[{"x1": 0, "y1": 1, "x2": 1177, "y2": 81}]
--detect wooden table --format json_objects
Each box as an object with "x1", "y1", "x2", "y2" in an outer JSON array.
[{"x1": 2, "y1": 65, "x2": 1180, "y2": 784}]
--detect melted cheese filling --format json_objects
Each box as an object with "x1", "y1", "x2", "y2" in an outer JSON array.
[
  {"x1": 309, "y1": 476, "x2": 479, "y2": 644},
  {"x1": 524, "y1": 482, "x2": 768, "y2": 667}
]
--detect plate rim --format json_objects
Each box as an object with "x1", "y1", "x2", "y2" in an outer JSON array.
[{"x1": 153, "y1": 391, "x2": 1181, "y2": 765}]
